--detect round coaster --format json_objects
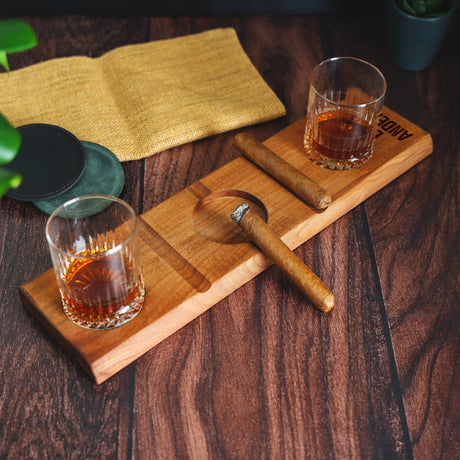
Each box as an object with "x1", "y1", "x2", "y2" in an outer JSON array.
[
  {"x1": 34, "y1": 141, "x2": 125, "y2": 215},
  {"x1": 6, "y1": 124, "x2": 86, "y2": 201}
]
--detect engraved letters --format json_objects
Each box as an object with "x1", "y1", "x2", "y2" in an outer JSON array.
[{"x1": 376, "y1": 113, "x2": 413, "y2": 141}]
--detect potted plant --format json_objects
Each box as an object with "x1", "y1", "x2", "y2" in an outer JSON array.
[
  {"x1": 386, "y1": 0, "x2": 454, "y2": 71},
  {"x1": 0, "y1": 19, "x2": 37, "y2": 197}
]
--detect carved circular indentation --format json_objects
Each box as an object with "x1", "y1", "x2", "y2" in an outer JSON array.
[{"x1": 192, "y1": 189, "x2": 268, "y2": 244}]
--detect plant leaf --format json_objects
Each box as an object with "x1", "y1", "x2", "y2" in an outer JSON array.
[
  {"x1": 0, "y1": 50, "x2": 9, "y2": 71},
  {"x1": 0, "y1": 112, "x2": 21, "y2": 164},
  {"x1": 0, "y1": 20, "x2": 37, "y2": 54},
  {"x1": 397, "y1": 0, "x2": 417, "y2": 15},
  {"x1": 397, "y1": 0, "x2": 447, "y2": 16},
  {"x1": 0, "y1": 167, "x2": 22, "y2": 197}
]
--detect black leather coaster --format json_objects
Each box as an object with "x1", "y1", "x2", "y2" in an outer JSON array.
[
  {"x1": 6, "y1": 124, "x2": 85, "y2": 201},
  {"x1": 34, "y1": 141, "x2": 125, "y2": 215}
]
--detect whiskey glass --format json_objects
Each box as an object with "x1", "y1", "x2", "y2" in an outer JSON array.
[
  {"x1": 46, "y1": 194, "x2": 145, "y2": 330},
  {"x1": 304, "y1": 57, "x2": 386, "y2": 170}
]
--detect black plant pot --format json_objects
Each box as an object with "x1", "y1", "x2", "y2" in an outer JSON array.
[{"x1": 386, "y1": 0, "x2": 454, "y2": 71}]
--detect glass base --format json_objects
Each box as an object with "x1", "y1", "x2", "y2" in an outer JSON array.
[
  {"x1": 303, "y1": 143, "x2": 373, "y2": 171},
  {"x1": 61, "y1": 278, "x2": 145, "y2": 330}
]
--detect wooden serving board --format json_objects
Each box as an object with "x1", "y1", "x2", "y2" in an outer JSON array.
[{"x1": 19, "y1": 107, "x2": 433, "y2": 384}]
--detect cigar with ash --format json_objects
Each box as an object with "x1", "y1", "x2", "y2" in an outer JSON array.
[{"x1": 231, "y1": 203, "x2": 334, "y2": 313}]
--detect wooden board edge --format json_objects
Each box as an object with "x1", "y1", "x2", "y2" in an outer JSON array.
[
  {"x1": 278, "y1": 131, "x2": 433, "y2": 249},
  {"x1": 89, "y1": 254, "x2": 272, "y2": 383}
]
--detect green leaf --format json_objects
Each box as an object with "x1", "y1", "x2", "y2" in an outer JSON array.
[
  {"x1": 397, "y1": 0, "x2": 446, "y2": 17},
  {"x1": 0, "y1": 167, "x2": 22, "y2": 197},
  {"x1": 0, "y1": 19, "x2": 32, "y2": 196},
  {"x1": 0, "y1": 50, "x2": 9, "y2": 72},
  {"x1": 398, "y1": 0, "x2": 417, "y2": 15},
  {"x1": 0, "y1": 112, "x2": 21, "y2": 164},
  {"x1": 0, "y1": 20, "x2": 37, "y2": 54}
]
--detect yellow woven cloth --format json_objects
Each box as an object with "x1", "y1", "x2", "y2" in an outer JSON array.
[{"x1": 0, "y1": 28, "x2": 285, "y2": 162}]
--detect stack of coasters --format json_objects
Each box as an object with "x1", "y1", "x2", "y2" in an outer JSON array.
[{"x1": 6, "y1": 124, "x2": 125, "y2": 214}]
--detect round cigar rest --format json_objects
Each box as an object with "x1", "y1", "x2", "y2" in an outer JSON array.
[{"x1": 191, "y1": 189, "x2": 268, "y2": 244}]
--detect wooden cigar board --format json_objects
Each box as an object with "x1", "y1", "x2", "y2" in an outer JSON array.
[{"x1": 19, "y1": 106, "x2": 433, "y2": 384}]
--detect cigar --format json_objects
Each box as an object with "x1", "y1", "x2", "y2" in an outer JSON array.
[
  {"x1": 231, "y1": 203, "x2": 334, "y2": 313},
  {"x1": 233, "y1": 133, "x2": 331, "y2": 210}
]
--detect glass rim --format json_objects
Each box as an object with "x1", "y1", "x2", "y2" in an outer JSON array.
[
  {"x1": 45, "y1": 194, "x2": 138, "y2": 259},
  {"x1": 310, "y1": 56, "x2": 387, "y2": 109}
]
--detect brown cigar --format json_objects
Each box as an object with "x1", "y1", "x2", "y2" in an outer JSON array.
[
  {"x1": 231, "y1": 203, "x2": 334, "y2": 313},
  {"x1": 233, "y1": 133, "x2": 331, "y2": 210}
]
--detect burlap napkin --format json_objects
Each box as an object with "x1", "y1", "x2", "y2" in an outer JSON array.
[{"x1": 0, "y1": 28, "x2": 285, "y2": 162}]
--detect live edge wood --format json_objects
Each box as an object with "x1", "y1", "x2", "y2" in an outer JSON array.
[{"x1": 19, "y1": 106, "x2": 433, "y2": 384}]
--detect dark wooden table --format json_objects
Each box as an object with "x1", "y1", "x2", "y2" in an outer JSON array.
[{"x1": 0, "y1": 14, "x2": 458, "y2": 459}]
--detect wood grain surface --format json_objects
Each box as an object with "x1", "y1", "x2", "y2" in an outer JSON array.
[
  {"x1": 0, "y1": 14, "x2": 458, "y2": 459},
  {"x1": 18, "y1": 107, "x2": 432, "y2": 384}
]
